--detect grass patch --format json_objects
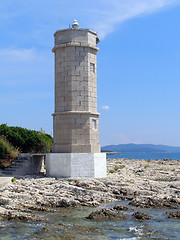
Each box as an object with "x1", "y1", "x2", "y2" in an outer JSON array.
[
  {"x1": 154, "y1": 179, "x2": 170, "y2": 182},
  {"x1": 114, "y1": 165, "x2": 125, "y2": 171},
  {"x1": 126, "y1": 179, "x2": 134, "y2": 183},
  {"x1": 119, "y1": 165, "x2": 125, "y2": 169},
  {"x1": 144, "y1": 165, "x2": 150, "y2": 169},
  {"x1": 114, "y1": 166, "x2": 120, "y2": 171},
  {"x1": 115, "y1": 161, "x2": 122, "y2": 165},
  {"x1": 109, "y1": 169, "x2": 115, "y2": 174},
  {"x1": 0, "y1": 136, "x2": 19, "y2": 159}
]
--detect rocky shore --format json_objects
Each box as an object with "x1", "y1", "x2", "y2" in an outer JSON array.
[{"x1": 0, "y1": 158, "x2": 180, "y2": 222}]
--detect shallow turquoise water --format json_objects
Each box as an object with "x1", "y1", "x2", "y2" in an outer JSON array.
[{"x1": 0, "y1": 202, "x2": 179, "y2": 240}]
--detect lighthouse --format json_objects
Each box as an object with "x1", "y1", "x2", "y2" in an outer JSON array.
[{"x1": 46, "y1": 20, "x2": 106, "y2": 178}]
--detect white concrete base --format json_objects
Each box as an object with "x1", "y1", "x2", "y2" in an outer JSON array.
[{"x1": 46, "y1": 153, "x2": 106, "y2": 178}]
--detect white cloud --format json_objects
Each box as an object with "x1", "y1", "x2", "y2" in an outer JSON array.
[
  {"x1": 102, "y1": 105, "x2": 110, "y2": 110},
  {"x1": 0, "y1": 91, "x2": 53, "y2": 104},
  {"x1": 0, "y1": 48, "x2": 37, "y2": 61},
  {"x1": 0, "y1": 48, "x2": 53, "y2": 86},
  {"x1": 0, "y1": 90, "x2": 53, "y2": 105},
  {"x1": 0, "y1": 47, "x2": 53, "y2": 106},
  {"x1": 1, "y1": 0, "x2": 180, "y2": 41},
  {"x1": 84, "y1": 0, "x2": 180, "y2": 38}
]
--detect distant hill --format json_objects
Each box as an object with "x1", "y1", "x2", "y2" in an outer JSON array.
[{"x1": 101, "y1": 143, "x2": 180, "y2": 153}]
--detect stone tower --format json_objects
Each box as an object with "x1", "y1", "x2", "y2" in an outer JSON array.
[
  {"x1": 52, "y1": 20, "x2": 100, "y2": 153},
  {"x1": 46, "y1": 20, "x2": 106, "y2": 178}
]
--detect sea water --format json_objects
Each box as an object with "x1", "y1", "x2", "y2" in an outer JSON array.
[
  {"x1": 0, "y1": 154, "x2": 180, "y2": 239},
  {"x1": 107, "y1": 152, "x2": 180, "y2": 160},
  {"x1": 0, "y1": 202, "x2": 179, "y2": 240}
]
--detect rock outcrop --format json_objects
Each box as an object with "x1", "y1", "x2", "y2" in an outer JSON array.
[{"x1": 0, "y1": 158, "x2": 179, "y2": 221}]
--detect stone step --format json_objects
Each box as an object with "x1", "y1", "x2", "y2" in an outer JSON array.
[
  {"x1": 5, "y1": 159, "x2": 27, "y2": 169},
  {"x1": 3, "y1": 154, "x2": 44, "y2": 176},
  {"x1": 15, "y1": 159, "x2": 23, "y2": 163},
  {"x1": 3, "y1": 173, "x2": 14, "y2": 176},
  {"x1": 18, "y1": 157, "x2": 32, "y2": 161},
  {"x1": 3, "y1": 170, "x2": 14, "y2": 175},
  {"x1": 16, "y1": 158, "x2": 29, "y2": 162},
  {"x1": 4, "y1": 161, "x2": 23, "y2": 172},
  {"x1": 11, "y1": 161, "x2": 23, "y2": 165},
  {"x1": 4, "y1": 169, "x2": 16, "y2": 173},
  {"x1": 7, "y1": 165, "x2": 22, "y2": 170}
]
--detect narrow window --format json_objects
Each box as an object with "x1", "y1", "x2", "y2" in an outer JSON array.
[
  {"x1": 92, "y1": 119, "x2": 97, "y2": 130},
  {"x1": 90, "y1": 63, "x2": 95, "y2": 73}
]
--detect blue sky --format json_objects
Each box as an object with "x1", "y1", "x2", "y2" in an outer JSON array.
[{"x1": 1, "y1": 0, "x2": 180, "y2": 147}]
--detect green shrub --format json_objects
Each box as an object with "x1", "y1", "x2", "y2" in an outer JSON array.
[
  {"x1": 11, "y1": 178, "x2": 16, "y2": 183},
  {"x1": 0, "y1": 124, "x2": 53, "y2": 153}
]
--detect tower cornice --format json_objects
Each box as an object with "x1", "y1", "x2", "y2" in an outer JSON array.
[
  {"x1": 54, "y1": 28, "x2": 97, "y2": 37},
  {"x1": 52, "y1": 42, "x2": 99, "y2": 52},
  {"x1": 52, "y1": 111, "x2": 100, "y2": 116}
]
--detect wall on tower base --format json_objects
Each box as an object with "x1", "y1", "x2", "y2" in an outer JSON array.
[{"x1": 46, "y1": 153, "x2": 106, "y2": 178}]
